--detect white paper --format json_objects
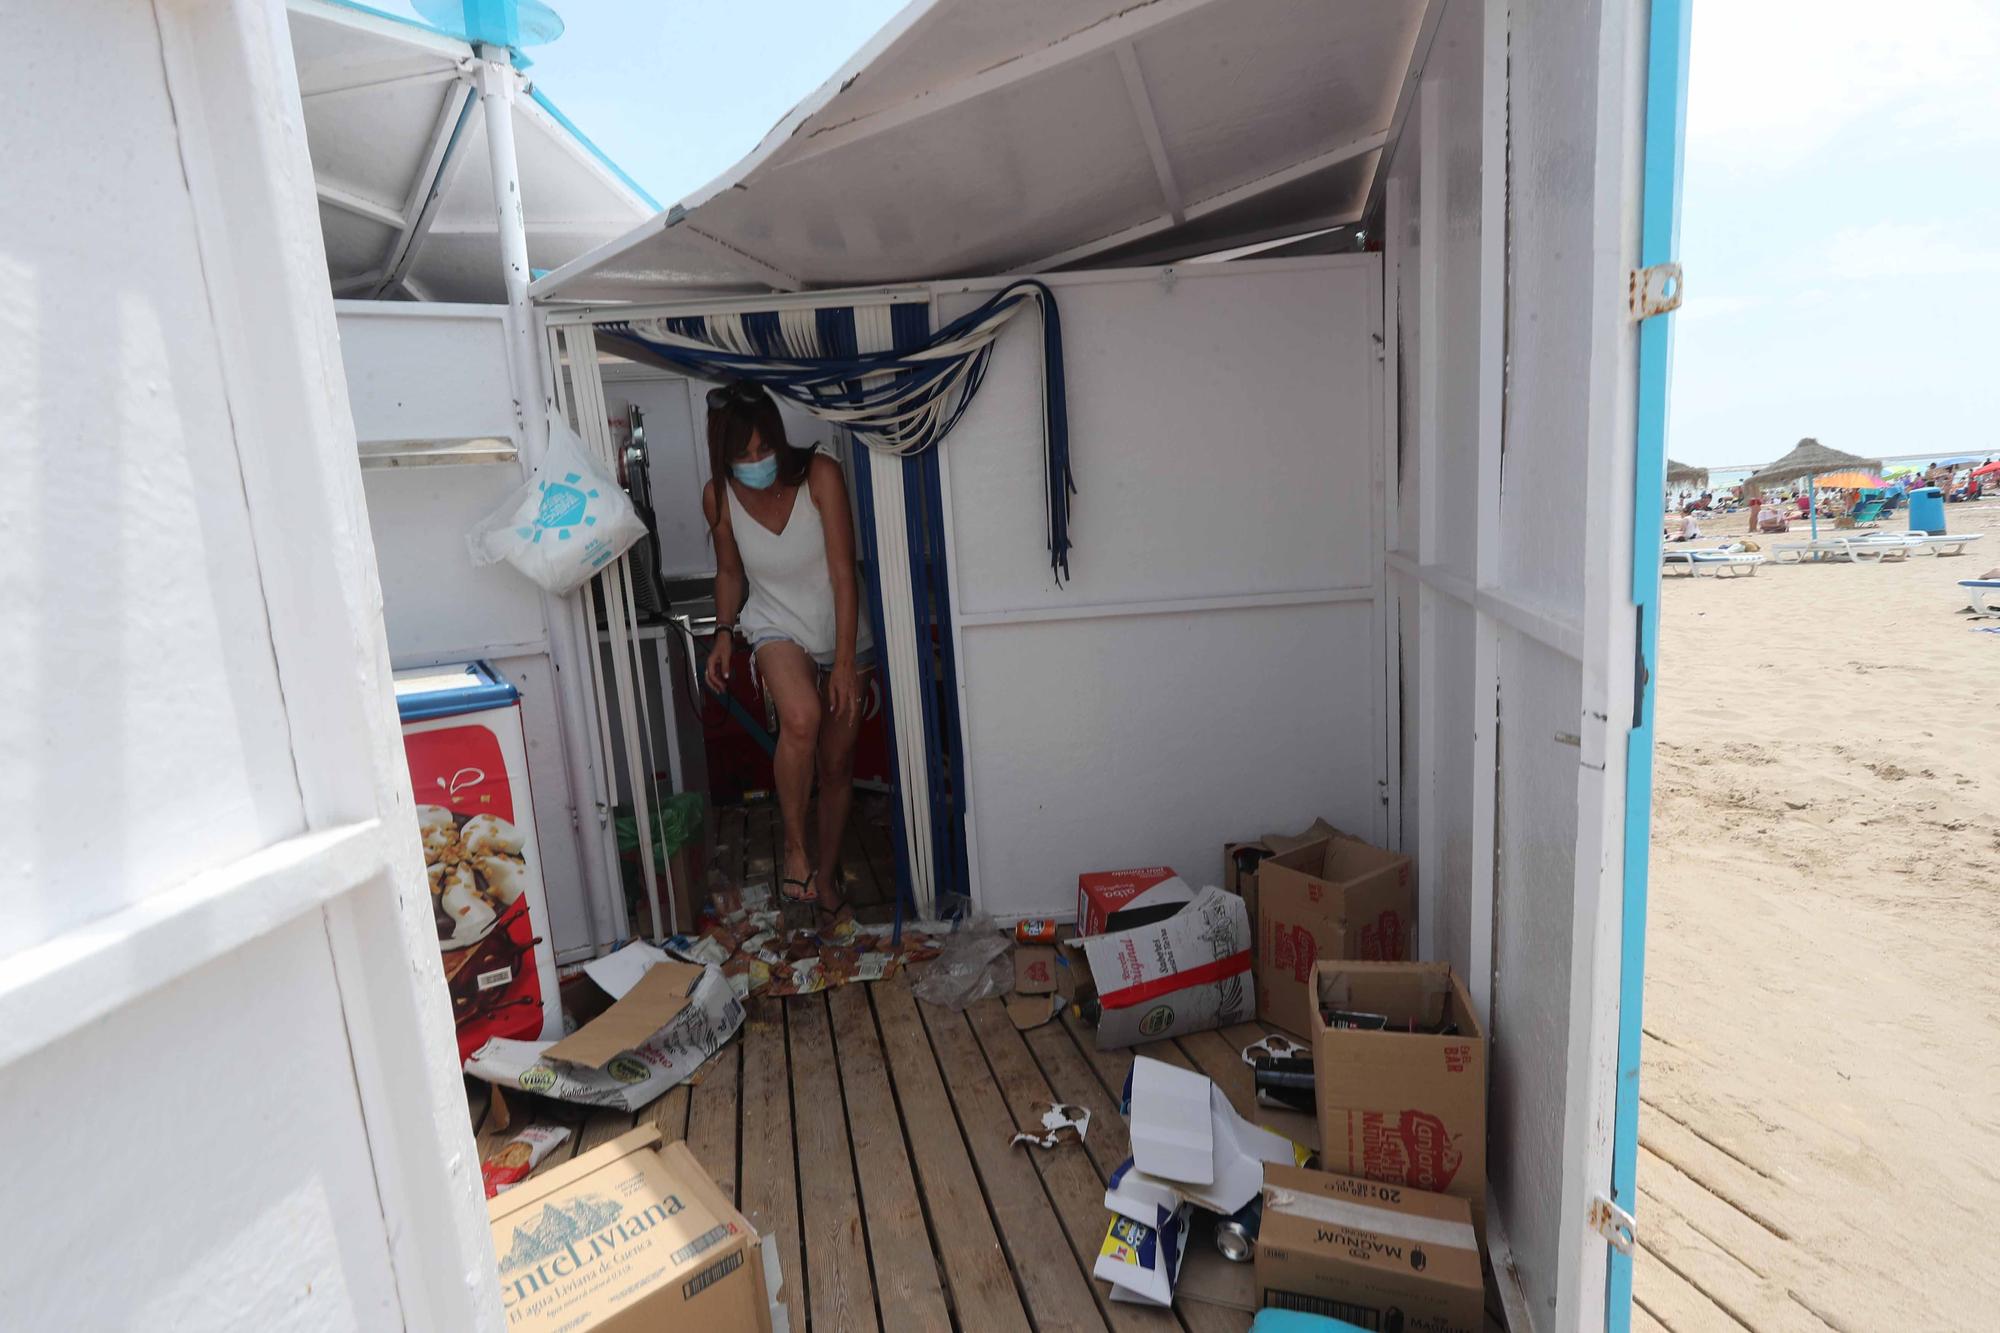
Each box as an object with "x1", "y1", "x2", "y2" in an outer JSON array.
[
  {"x1": 580, "y1": 940, "x2": 672, "y2": 1001},
  {"x1": 1128, "y1": 1057, "x2": 1215, "y2": 1184}
]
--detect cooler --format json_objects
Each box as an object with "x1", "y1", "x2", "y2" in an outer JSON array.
[
  {"x1": 393, "y1": 661, "x2": 563, "y2": 1060},
  {"x1": 1907, "y1": 486, "x2": 1945, "y2": 535}
]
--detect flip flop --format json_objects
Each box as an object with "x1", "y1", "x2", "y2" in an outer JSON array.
[{"x1": 780, "y1": 871, "x2": 818, "y2": 905}]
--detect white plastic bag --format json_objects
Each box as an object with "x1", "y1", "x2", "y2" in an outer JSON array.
[{"x1": 467, "y1": 415, "x2": 648, "y2": 594}]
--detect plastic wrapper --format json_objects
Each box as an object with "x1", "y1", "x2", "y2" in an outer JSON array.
[
  {"x1": 466, "y1": 415, "x2": 647, "y2": 594},
  {"x1": 910, "y1": 914, "x2": 1013, "y2": 1010}
]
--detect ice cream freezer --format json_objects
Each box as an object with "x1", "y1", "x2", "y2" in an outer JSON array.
[{"x1": 393, "y1": 661, "x2": 563, "y2": 1059}]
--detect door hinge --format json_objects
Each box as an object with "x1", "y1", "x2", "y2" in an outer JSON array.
[
  {"x1": 1590, "y1": 1194, "x2": 1637, "y2": 1254},
  {"x1": 1628, "y1": 262, "x2": 1683, "y2": 319}
]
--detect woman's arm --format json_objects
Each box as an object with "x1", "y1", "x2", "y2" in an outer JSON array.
[
  {"x1": 703, "y1": 481, "x2": 746, "y2": 689},
  {"x1": 810, "y1": 456, "x2": 862, "y2": 666}
]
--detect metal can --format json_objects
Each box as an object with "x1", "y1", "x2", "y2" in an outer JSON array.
[
  {"x1": 1014, "y1": 918, "x2": 1058, "y2": 944},
  {"x1": 1214, "y1": 1195, "x2": 1263, "y2": 1262}
]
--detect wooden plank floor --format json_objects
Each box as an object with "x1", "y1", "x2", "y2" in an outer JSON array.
[{"x1": 476, "y1": 976, "x2": 1271, "y2": 1332}]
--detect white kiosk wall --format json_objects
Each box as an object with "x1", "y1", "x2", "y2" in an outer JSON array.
[
  {"x1": 933, "y1": 258, "x2": 1387, "y2": 919},
  {"x1": 338, "y1": 301, "x2": 601, "y2": 960}
]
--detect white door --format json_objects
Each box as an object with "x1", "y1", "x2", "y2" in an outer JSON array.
[{"x1": 0, "y1": 3, "x2": 495, "y2": 1327}]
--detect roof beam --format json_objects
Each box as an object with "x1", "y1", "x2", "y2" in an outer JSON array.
[
  {"x1": 1115, "y1": 42, "x2": 1184, "y2": 224},
  {"x1": 1358, "y1": 0, "x2": 1448, "y2": 229},
  {"x1": 300, "y1": 64, "x2": 462, "y2": 100},
  {"x1": 1010, "y1": 129, "x2": 1386, "y2": 272},
  {"x1": 779, "y1": 0, "x2": 1231, "y2": 168},
  {"x1": 373, "y1": 76, "x2": 477, "y2": 298},
  {"x1": 316, "y1": 182, "x2": 405, "y2": 230},
  {"x1": 674, "y1": 224, "x2": 802, "y2": 292},
  {"x1": 331, "y1": 269, "x2": 386, "y2": 296}
]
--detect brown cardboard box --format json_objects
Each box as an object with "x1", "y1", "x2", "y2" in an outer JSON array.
[
  {"x1": 1310, "y1": 961, "x2": 1486, "y2": 1229},
  {"x1": 1256, "y1": 1164, "x2": 1483, "y2": 1333},
  {"x1": 488, "y1": 1125, "x2": 771, "y2": 1333},
  {"x1": 1256, "y1": 833, "x2": 1414, "y2": 1038},
  {"x1": 1224, "y1": 818, "x2": 1339, "y2": 924}
]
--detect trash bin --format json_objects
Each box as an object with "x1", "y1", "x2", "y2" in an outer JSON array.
[{"x1": 1907, "y1": 486, "x2": 1945, "y2": 535}]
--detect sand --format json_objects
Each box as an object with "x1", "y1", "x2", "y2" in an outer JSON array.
[{"x1": 1637, "y1": 498, "x2": 2000, "y2": 1331}]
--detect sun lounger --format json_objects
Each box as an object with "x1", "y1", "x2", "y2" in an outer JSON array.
[
  {"x1": 1663, "y1": 548, "x2": 1764, "y2": 577},
  {"x1": 1902, "y1": 533, "x2": 1983, "y2": 556},
  {"x1": 1959, "y1": 579, "x2": 2000, "y2": 613},
  {"x1": 1772, "y1": 534, "x2": 1916, "y2": 564}
]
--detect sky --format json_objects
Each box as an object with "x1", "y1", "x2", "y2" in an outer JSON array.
[{"x1": 368, "y1": 0, "x2": 1997, "y2": 471}]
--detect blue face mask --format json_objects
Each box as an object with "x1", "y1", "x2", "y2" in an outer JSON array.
[{"x1": 732, "y1": 455, "x2": 779, "y2": 490}]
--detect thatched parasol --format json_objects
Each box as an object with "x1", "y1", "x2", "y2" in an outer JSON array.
[
  {"x1": 1744, "y1": 439, "x2": 1883, "y2": 538},
  {"x1": 1742, "y1": 438, "x2": 1880, "y2": 489},
  {"x1": 1664, "y1": 459, "x2": 1709, "y2": 486}
]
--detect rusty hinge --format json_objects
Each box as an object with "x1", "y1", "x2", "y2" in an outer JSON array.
[
  {"x1": 1628, "y1": 262, "x2": 1683, "y2": 319},
  {"x1": 1589, "y1": 1194, "x2": 1637, "y2": 1254}
]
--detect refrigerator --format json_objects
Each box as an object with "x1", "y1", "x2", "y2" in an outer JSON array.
[{"x1": 393, "y1": 661, "x2": 562, "y2": 1060}]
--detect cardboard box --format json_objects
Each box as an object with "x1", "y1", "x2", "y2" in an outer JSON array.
[
  {"x1": 1077, "y1": 865, "x2": 1194, "y2": 937},
  {"x1": 1074, "y1": 887, "x2": 1253, "y2": 1048},
  {"x1": 1256, "y1": 1164, "x2": 1483, "y2": 1333},
  {"x1": 489, "y1": 1126, "x2": 771, "y2": 1333},
  {"x1": 1224, "y1": 818, "x2": 1339, "y2": 925},
  {"x1": 465, "y1": 942, "x2": 744, "y2": 1111},
  {"x1": 1256, "y1": 833, "x2": 1415, "y2": 1038},
  {"x1": 1310, "y1": 961, "x2": 1486, "y2": 1228}
]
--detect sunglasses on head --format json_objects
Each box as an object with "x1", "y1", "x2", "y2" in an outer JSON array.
[{"x1": 706, "y1": 382, "x2": 767, "y2": 410}]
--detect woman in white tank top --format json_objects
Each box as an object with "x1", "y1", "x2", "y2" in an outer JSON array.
[{"x1": 702, "y1": 383, "x2": 874, "y2": 923}]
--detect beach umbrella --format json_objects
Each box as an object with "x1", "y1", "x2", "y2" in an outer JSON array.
[
  {"x1": 1973, "y1": 461, "x2": 2000, "y2": 479},
  {"x1": 1743, "y1": 439, "x2": 1882, "y2": 539},
  {"x1": 1664, "y1": 458, "x2": 1709, "y2": 486}
]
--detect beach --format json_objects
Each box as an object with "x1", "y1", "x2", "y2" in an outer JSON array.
[{"x1": 1638, "y1": 498, "x2": 2000, "y2": 1330}]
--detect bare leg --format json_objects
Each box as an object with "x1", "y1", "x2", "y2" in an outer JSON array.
[
  {"x1": 813, "y1": 666, "x2": 869, "y2": 917},
  {"x1": 756, "y1": 642, "x2": 821, "y2": 898}
]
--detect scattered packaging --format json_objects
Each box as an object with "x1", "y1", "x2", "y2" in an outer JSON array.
[
  {"x1": 1095, "y1": 1201, "x2": 1191, "y2": 1307},
  {"x1": 1073, "y1": 887, "x2": 1252, "y2": 1048},
  {"x1": 1011, "y1": 1102, "x2": 1092, "y2": 1150},
  {"x1": 910, "y1": 917, "x2": 1013, "y2": 1010},
  {"x1": 488, "y1": 1126, "x2": 771, "y2": 1333},
  {"x1": 1122, "y1": 1057, "x2": 1308, "y2": 1215},
  {"x1": 482, "y1": 1125, "x2": 572, "y2": 1198},
  {"x1": 465, "y1": 942, "x2": 744, "y2": 1111},
  {"x1": 1255, "y1": 832, "x2": 1415, "y2": 1038},
  {"x1": 1077, "y1": 866, "x2": 1195, "y2": 937},
  {"x1": 1223, "y1": 818, "x2": 1339, "y2": 925},
  {"x1": 1256, "y1": 1164, "x2": 1483, "y2": 1333},
  {"x1": 1014, "y1": 944, "x2": 1059, "y2": 994},
  {"x1": 1005, "y1": 991, "x2": 1063, "y2": 1031},
  {"x1": 1310, "y1": 961, "x2": 1486, "y2": 1229}
]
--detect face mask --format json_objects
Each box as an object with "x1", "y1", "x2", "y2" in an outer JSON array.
[{"x1": 732, "y1": 455, "x2": 779, "y2": 490}]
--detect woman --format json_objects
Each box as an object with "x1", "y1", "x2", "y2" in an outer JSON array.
[{"x1": 701, "y1": 382, "x2": 873, "y2": 923}]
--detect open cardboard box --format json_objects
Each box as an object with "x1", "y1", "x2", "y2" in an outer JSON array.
[
  {"x1": 1256, "y1": 831, "x2": 1414, "y2": 1038},
  {"x1": 488, "y1": 1125, "x2": 772, "y2": 1332}
]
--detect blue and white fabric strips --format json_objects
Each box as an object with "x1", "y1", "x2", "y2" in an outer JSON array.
[{"x1": 607, "y1": 279, "x2": 1075, "y2": 582}]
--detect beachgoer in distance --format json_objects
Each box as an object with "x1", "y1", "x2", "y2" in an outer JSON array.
[{"x1": 702, "y1": 382, "x2": 874, "y2": 925}]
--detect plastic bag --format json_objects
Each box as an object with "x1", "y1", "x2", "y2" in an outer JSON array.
[
  {"x1": 911, "y1": 913, "x2": 1013, "y2": 1010},
  {"x1": 467, "y1": 415, "x2": 648, "y2": 594}
]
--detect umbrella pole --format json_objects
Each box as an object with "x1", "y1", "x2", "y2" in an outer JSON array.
[{"x1": 1808, "y1": 474, "x2": 1818, "y2": 540}]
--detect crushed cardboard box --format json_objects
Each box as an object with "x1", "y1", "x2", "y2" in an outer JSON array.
[
  {"x1": 1119, "y1": 1057, "x2": 1308, "y2": 1216},
  {"x1": 1256, "y1": 1163, "x2": 1483, "y2": 1333},
  {"x1": 1076, "y1": 866, "x2": 1194, "y2": 937},
  {"x1": 1095, "y1": 1197, "x2": 1190, "y2": 1307},
  {"x1": 1223, "y1": 818, "x2": 1339, "y2": 925},
  {"x1": 1256, "y1": 831, "x2": 1414, "y2": 1038},
  {"x1": 465, "y1": 942, "x2": 743, "y2": 1110},
  {"x1": 1072, "y1": 886, "x2": 1252, "y2": 1049},
  {"x1": 1311, "y1": 960, "x2": 1486, "y2": 1229},
  {"x1": 1013, "y1": 944, "x2": 1059, "y2": 994},
  {"x1": 488, "y1": 1125, "x2": 771, "y2": 1333}
]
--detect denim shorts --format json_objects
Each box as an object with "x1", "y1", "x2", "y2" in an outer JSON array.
[{"x1": 746, "y1": 628, "x2": 876, "y2": 675}]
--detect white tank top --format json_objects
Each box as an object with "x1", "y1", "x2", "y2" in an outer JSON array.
[{"x1": 727, "y1": 476, "x2": 873, "y2": 661}]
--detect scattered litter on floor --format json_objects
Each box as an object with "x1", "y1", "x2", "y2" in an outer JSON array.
[
  {"x1": 480, "y1": 1124, "x2": 570, "y2": 1197},
  {"x1": 1239, "y1": 1033, "x2": 1307, "y2": 1065},
  {"x1": 1011, "y1": 1101, "x2": 1091, "y2": 1150},
  {"x1": 1005, "y1": 990, "x2": 1062, "y2": 1030},
  {"x1": 909, "y1": 914, "x2": 1011, "y2": 1010},
  {"x1": 680, "y1": 883, "x2": 946, "y2": 1000}
]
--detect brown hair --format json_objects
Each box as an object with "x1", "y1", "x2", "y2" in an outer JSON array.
[{"x1": 706, "y1": 382, "x2": 815, "y2": 531}]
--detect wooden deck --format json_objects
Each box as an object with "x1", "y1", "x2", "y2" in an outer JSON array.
[{"x1": 473, "y1": 972, "x2": 1293, "y2": 1332}]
